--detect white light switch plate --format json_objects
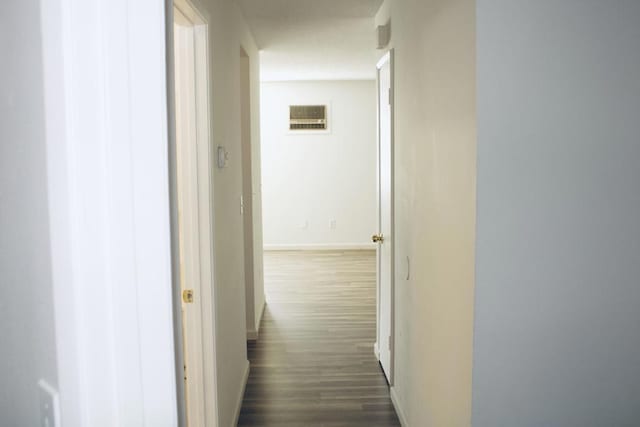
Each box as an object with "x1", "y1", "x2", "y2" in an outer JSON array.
[{"x1": 38, "y1": 380, "x2": 60, "y2": 427}]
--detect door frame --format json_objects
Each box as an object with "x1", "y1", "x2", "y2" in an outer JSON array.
[
  {"x1": 239, "y1": 46, "x2": 257, "y2": 340},
  {"x1": 170, "y1": 0, "x2": 219, "y2": 425},
  {"x1": 375, "y1": 49, "x2": 396, "y2": 386}
]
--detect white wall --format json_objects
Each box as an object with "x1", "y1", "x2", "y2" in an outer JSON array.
[
  {"x1": 473, "y1": 1, "x2": 640, "y2": 426},
  {"x1": 0, "y1": 1, "x2": 59, "y2": 425},
  {"x1": 375, "y1": 0, "x2": 477, "y2": 425},
  {"x1": 261, "y1": 80, "x2": 377, "y2": 249}
]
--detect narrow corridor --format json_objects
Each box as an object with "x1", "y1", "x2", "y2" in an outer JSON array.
[{"x1": 238, "y1": 251, "x2": 400, "y2": 426}]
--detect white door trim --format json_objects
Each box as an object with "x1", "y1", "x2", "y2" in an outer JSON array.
[
  {"x1": 40, "y1": 0, "x2": 178, "y2": 425},
  {"x1": 172, "y1": 1, "x2": 219, "y2": 425},
  {"x1": 375, "y1": 49, "x2": 396, "y2": 386}
]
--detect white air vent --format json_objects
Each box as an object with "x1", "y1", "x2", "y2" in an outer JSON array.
[{"x1": 289, "y1": 105, "x2": 327, "y2": 130}]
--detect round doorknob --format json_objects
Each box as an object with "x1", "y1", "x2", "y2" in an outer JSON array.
[{"x1": 372, "y1": 234, "x2": 384, "y2": 243}]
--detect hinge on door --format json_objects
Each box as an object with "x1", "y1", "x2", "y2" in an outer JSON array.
[
  {"x1": 388, "y1": 335, "x2": 393, "y2": 351},
  {"x1": 388, "y1": 87, "x2": 392, "y2": 105},
  {"x1": 183, "y1": 364, "x2": 187, "y2": 381}
]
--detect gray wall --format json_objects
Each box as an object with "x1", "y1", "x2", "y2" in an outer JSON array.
[
  {"x1": 473, "y1": 1, "x2": 640, "y2": 426},
  {"x1": 0, "y1": 1, "x2": 59, "y2": 425}
]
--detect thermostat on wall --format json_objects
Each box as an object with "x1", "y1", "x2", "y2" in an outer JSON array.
[{"x1": 217, "y1": 146, "x2": 229, "y2": 169}]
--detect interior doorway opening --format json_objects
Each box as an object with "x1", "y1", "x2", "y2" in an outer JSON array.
[{"x1": 168, "y1": 1, "x2": 397, "y2": 424}]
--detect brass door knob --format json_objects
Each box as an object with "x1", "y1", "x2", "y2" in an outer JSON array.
[
  {"x1": 182, "y1": 289, "x2": 194, "y2": 304},
  {"x1": 372, "y1": 234, "x2": 384, "y2": 243}
]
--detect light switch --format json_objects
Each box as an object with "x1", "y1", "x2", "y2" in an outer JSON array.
[{"x1": 38, "y1": 380, "x2": 60, "y2": 427}]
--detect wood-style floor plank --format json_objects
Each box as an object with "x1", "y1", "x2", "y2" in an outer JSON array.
[{"x1": 238, "y1": 250, "x2": 400, "y2": 426}]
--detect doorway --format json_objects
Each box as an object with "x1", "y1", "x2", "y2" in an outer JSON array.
[
  {"x1": 375, "y1": 50, "x2": 395, "y2": 384},
  {"x1": 172, "y1": 1, "x2": 218, "y2": 426}
]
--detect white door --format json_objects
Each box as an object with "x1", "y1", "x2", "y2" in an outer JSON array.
[
  {"x1": 375, "y1": 51, "x2": 394, "y2": 384},
  {"x1": 174, "y1": 4, "x2": 217, "y2": 426}
]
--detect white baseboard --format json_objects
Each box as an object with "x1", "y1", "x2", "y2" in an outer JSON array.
[
  {"x1": 390, "y1": 387, "x2": 409, "y2": 427},
  {"x1": 257, "y1": 299, "x2": 266, "y2": 332},
  {"x1": 232, "y1": 360, "x2": 250, "y2": 426},
  {"x1": 264, "y1": 243, "x2": 376, "y2": 251},
  {"x1": 247, "y1": 299, "x2": 266, "y2": 341}
]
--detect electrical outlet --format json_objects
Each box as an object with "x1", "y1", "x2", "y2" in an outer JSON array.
[
  {"x1": 330, "y1": 220, "x2": 337, "y2": 230},
  {"x1": 38, "y1": 380, "x2": 60, "y2": 427},
  {"x1": 299, "y1": 220, "x2": 308, "y2": 230}
]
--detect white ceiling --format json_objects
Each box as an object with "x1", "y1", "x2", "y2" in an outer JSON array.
[{"x1": 237, "y1": 0, "x2": 384, "y2": 81}]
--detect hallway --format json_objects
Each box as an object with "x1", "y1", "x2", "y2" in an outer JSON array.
[{"x1": 238, "y1": 251, "x2": 400, "y2": 426}]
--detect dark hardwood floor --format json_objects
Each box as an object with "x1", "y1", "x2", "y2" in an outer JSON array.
[{"x1": 238, "y1": 250, "x2": 400, "y2": 426}]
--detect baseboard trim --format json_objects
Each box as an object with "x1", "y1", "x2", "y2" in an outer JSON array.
[
  {"x1": 264, "y1": 243, "x2": 376, "y2": 251},
  {"x1": 256, "y1": 299, "x2": 266, "y2": 332},
  {"x1": 390, "y1": 387, "x2": 409, "y2": 427},
  {"x1": 247, "y1": 299, "x2": 266, "y2": 341},
  {"x1": 374, "y1": 342, "x2": 380, "y2": 360},
  {"x1": 232, "y1": 360, "x2": 250, "y2": 426}
]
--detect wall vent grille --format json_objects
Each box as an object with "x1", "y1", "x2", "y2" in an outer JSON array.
[{"x1": 289, "y1": 105, "x2": 327, "y2": 130}]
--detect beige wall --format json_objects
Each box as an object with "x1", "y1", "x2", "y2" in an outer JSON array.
[{"x1": 375, "y1": 0, "x2": 476, "y2": 425}]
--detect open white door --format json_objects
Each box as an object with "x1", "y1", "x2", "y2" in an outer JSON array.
[
  {"x1": 375, "y1": 50, "x2": 394, "y2": 384},
  {"x1": 173, "y1": 2, "x2": 218, "y2": 426}
]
